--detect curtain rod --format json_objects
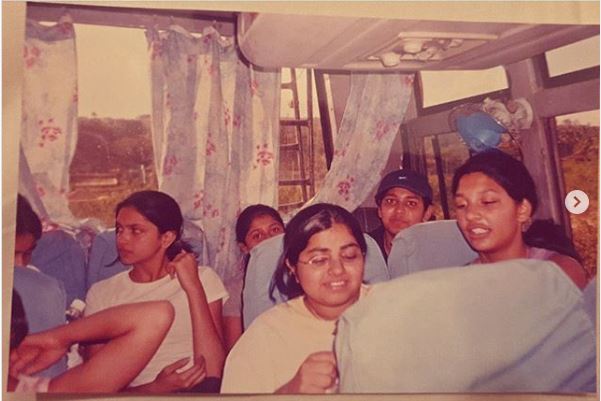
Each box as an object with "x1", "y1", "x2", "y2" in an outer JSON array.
[{"x1": 26, "y1": 2, "x2": 236, "y2": 35}]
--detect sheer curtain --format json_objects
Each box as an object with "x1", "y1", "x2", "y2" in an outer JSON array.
[
  {"x1": 20, "y1": 16, "x2": 79, "y2": 227},
  {"x1": 308, "y1": 73, "x2": 414, "y2": 212},
  {"x1": 147, "y1": 25, "x2": 281, "y2": 280}
]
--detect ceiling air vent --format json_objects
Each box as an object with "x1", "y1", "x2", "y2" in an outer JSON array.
[{"x1": 365, "y1": 31, "x2": 499, "y2": 67}]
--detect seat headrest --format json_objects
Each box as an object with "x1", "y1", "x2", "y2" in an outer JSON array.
[{"x1": 388, "y1": 220, "x2": 477, "y2": 279}]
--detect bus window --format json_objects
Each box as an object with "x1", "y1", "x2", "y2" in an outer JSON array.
[
  {"x1": 419, "y1": 68, "x2": 508, "y2": 108},
  {"x1": 554, "y1": 111, "x2": 599, "y2": 276},
  {"x1": 546, "y1": 36, "x2": 600, "y2": 77},
  {"x1": 423, "y1": 132, "x2": 470, "y2": 219},
  {"x1": 278, "y1": 68, "x2": 328, "y2": 213},
  {"x1": 69, "y1": 24, "x2": 156, "y2": 227}
]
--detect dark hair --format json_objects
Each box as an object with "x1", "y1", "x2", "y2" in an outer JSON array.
[
  {"x1": 270, "y1": 203, "x2": 367, "y2": 301},
  {"x1": 452, "y1": 149, "x2": 580, "y2": 260},
  {"x1": 10, "y1": 290, "x2": 29, "y2": 349},
  {"x1": 16, "y1": 194, "x2": 42, "y2": 240},
  {"x1": 524, "y1": 219, "x2": 581, "y2": 262},
  {"x1": 235, "y1": 204, "x2": 284, "y2": 244},
  {"x1": 116, "y1": 191, "x2": 192, "y2": 261},
  {"x1": 452, "y1": 149, "x2": 538, "y2": 214}
]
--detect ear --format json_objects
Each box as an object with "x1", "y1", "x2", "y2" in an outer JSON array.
[
  {"x1": 160, "y1": 231, "x2": 177, "y2": 250},
  {"x1": 285, "y1": 259, "x2": 299, "y2": 282},
  {"x1": 517, "y1": 199, "x2": 533, "y2": 224},
  {"x1": 238, "y1": 242, "x2": 249, "y2": 254},
  {"x1": 421, "y1": 205, "x2": 434, "y2": 222},
  {"x1": 377, "y1": 205, "x2": 383, "y2": 220}
]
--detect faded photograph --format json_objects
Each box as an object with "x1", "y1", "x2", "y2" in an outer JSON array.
[{"x1": 5, "y1": 1, "x2": 598, "y2": 397}]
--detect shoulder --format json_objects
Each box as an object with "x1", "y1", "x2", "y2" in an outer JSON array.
[
  {"x1": 85, "y1": 270, "x2": 130, "y2": 310},
  {"x1": 549, "y1": 253, "x2": 590, "y2": 290},
  {"x1": 249, "y1": 297, "x2": 308, "y2": 329},
  {"x1": 14, "y1": 266, "x2": 65, "y2": 295},
  {"x1": 367, "y1": 225, "x2": 384, "y2": 239},
  {"x1": 88, "y1": 270, "x2": 130, "y2": 293},
  {"x1": 197, "y1": 265, "x2": 228, "y2": 302}
]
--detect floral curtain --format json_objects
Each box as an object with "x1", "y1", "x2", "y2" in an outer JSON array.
[
  {"x1": 308, "y1": 73, "x2": 414, "y2": 212},
  {"x1": 20, "y1": 16, "x2": 79, "y2": 227},
  {"x1": 147, "y1": 25, "x2": 281, "y2": 280}
]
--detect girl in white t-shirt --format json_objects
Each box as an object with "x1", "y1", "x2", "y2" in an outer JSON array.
[
  {"x1": 84, "y1": 191, "x2": 227, "y2": 393},
  {"x1": 222, "y1": 203, "x2": 368, "y2": 394}
]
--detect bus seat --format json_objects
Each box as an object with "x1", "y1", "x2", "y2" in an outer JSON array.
[
  {"x1": 242, "y1": 234, "x2": 284, "y2": 329},
  {"x1": 582, "y1": 278, "x2": 596, "y2": 328},
  {"x1": 243, "y1": 233, "x2": 390, "y2": 329},
  {"x1": 336, "y1": 259, "x2": 596, "y2": 393},
  {"x1": 86, "y1": 230, "x2": 127, "y2": 292},
  {"x1": 388, "y1": 220, "x2": 477, "y2": 279},
  {"x1": 31, "y1": 229, "x2": 87, "y2": 305},
  {"x1": 86, "y1": 228, "x2": 209, "y2": 292}
]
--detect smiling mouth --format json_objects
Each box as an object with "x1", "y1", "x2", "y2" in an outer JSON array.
[
  {"x1": 325, "y1": 280, "x2": 348, "y2": 290},
  {"x1": 468, "y1": 226, "x2": 490, "y2": 236}
]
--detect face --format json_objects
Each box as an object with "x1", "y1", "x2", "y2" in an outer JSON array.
[
  {"x1": 14, "y1": 233, "x2": 37, "y2": 267},
  {"x1": 241, "y1": 214, "x2": 284, "y2": 253},
  {"x1": 377, "y1": 187, "x2": 432, "y2": 237},
  {"x1": 115, "y1": 206, "x2": 174, "y2": 267},
  {"x1": 290, "y1": 222, "x2": 364, "y2": 320},
  {"x1": 454, "y1": 172, "x2": 532, "y2": 261}
]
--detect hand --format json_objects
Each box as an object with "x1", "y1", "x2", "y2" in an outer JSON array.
[
  {"x1": 277, "y1": 351, "x2": 338, "y2": 394},
  {"x1": 9, "y1": 331, "x2": 69, "y2": 378},
  {"x1": 150, "y1": 357, "x2": 207, "y2": 393},
  {"x1": 166, "y1": 251, "x2": 203, "y2": 294}
]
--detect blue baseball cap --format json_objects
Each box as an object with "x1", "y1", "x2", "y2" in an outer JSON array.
[{"x1": 375, "y1": 169, "x2": 433, "y2": 205}]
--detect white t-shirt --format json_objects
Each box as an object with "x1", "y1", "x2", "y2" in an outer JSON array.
[
  {"x1": 221, "y1": 285, "x2": 369, "y2": 394},
  {"x1": 85, "y1": 266, "x2": 228, "y2": 387}
]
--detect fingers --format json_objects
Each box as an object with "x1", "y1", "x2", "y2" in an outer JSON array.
[
  {"x1": 162, "y1": 357, "x2": 190, "y2": 374},
  {"x1": 306, "y1": 351, "x2": 336, "y2": 363},
  {"x1": 175, "y1": 362, "x2": 207, "y2": 388},
  {"x1": 298, "y1": 351, "x2": 338, "y2": 392},
  {"x1": 10, "y1": 347, "x2": 38, "y2": 377}
]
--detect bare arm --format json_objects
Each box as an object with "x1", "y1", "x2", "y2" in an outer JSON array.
[
  {"x1": 209, "y1": 299, "x2": 225, "y2": 344},
  {"x1": 168, "y1": 251, "x2": 226, "y2": 378},
  {"x1": 10, "y1": 301, "x2": 175, "y2": 393},
  {"x1": 223, "y1": 315, "x2": 243, "y2": 352},
  {"x1": 550, "y1": 253, "x2": 590, "y2": 290}
]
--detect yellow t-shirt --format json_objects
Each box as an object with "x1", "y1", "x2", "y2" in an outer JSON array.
[{"x1": 221, "y1": 287, "x2": 367, "y2": 394}]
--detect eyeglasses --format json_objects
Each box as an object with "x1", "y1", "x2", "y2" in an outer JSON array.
[{"x1": 297, "y1": 251, "x2": 365, "y2": 269}]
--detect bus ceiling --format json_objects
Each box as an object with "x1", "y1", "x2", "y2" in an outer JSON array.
[{"x1": 236, "y1": 13, "x2": 598, "y2": 71}]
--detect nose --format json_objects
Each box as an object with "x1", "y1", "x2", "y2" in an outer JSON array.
[
  {"x1": 116, "y1": 230, "x2": 130, "y2": 245},
  {"x1": 392, "y1": 202, "x2": 406, "y2": 215},
  {"x1": 464, "y1": 204, "x2": 481, "y2": 221},
  {"x1": 328, "y1": 257, "x2": 345, "y2": 276}
]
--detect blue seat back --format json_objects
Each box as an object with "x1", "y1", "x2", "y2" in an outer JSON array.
[
  {"x1": 336, "y1": 259, "x2": 596, "y2": 393},
  {"x1": 31, "y1": 229, "x2": 87, "y2": 305},
  {"x1": 388, "y1": 219, "x2": 477, "y2": 279}
]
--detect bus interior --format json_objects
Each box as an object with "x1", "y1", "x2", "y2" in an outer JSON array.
[{"x1": 3, "y1": 1, "x2": 599, "y2": 398}]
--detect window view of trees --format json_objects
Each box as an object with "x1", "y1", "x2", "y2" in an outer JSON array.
[
  {"x1": 69, "y1": 116, "x2": 157, "y2": 227},
  {"x1": 556, "y1": 114, "x2": 599, "y2": 276}
]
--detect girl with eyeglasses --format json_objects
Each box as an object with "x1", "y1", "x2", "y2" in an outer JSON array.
[{"x1": 221, "y1": 203, "x2": 368, "y2": 394}]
